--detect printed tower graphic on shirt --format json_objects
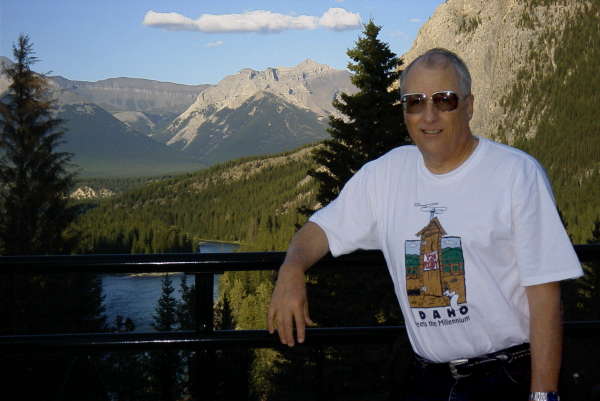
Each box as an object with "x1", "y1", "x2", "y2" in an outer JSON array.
[{"x1": 405, "y1": 203, "x2": 466, "y2": 308}]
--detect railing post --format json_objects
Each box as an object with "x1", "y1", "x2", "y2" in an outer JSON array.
[
  {"x1": 192, "y1": 272, "x2": 216, "y2": 400},
  {"x1": 196, "y1": 273, "x2": 214, "y2": 332}
]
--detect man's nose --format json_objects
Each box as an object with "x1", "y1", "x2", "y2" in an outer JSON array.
[{"x1": 422, "y1": 100, "x2": 439, "y2": 123}]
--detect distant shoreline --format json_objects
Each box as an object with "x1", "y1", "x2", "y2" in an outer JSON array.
[{"x1": 196, "y1": 239, "x2": 243, "y2": 246}]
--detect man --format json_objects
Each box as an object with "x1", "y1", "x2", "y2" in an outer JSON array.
[{"x1": 267, "y1": 48, "x2": 583, "y2": 401}]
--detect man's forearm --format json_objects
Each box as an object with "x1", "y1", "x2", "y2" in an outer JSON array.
[
  {"x1": 281, "y1": 222, "x2": 330, "y2": 273},
  {"x1": 526, "y1": 282, "x2": 562, "y2": 392}
]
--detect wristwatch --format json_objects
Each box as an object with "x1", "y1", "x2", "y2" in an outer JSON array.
[{"x1": 529, "y1": 392, "x2": 560, "y2": 401}]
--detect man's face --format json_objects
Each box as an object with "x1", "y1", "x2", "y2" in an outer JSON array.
[{"x1": 402, "y1": 62, "x2": 474, "y2": 171}]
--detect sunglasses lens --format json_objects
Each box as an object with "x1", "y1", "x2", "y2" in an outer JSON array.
[
  {"x1": 432, "y1": 92, "x2": 459, "y2": 112},
  {"x1": 403, "y1": 94, "x2": 426, "y2": 114}
]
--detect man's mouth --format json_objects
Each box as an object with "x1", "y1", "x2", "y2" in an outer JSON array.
[{"x1": 422, "y1": 129, "x2": 442, "y2": 135}]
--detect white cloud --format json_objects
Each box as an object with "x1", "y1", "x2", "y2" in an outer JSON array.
[
  {"x1": 409, "y1": 18, "x2": 423, "y2": 23},
  {"x1": 319, "y1": 8, "x2": 361, "y2": 31},
  {"x1": 206, "y1": 40, "x2": 224, "y2": 48},
  {"x1": 143, "y1": 8, "x2": 361, "y2": 33},
  {"x1": 335, "y1": 0, "x2": 345, "y2": 2}
]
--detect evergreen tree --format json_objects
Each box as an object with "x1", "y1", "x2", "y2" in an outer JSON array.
[
  {"x1": 147, "y1": 274, "x2": 183, "y2": 401},
  {"x1": 176, "y1": 273, "x2": 195, "y2": 330},
  {"x1": 303, "y1": 20, "x2": 405, "y2": 328},
  {"x1": 0, "y1": 34, "x2": 77, "y2": 255},
  {"x1": 308, "y1": 20, "x2": 410, "y2": 208}
]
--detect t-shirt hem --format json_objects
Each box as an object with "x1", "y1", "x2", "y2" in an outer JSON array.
[{"x1": 521, "y1": 269, "x2": 583, "y2": 286}]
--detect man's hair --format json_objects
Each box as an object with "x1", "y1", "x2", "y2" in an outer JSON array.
[{"x1": 400, "y1": 48, "x2": 472, "y2": 96}]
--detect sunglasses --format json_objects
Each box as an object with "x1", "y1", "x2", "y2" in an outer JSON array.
[{"x1": 401, "y1": 91, "x2": 462, "y2": 114}]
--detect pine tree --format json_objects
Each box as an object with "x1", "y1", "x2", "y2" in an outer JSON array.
[
  {"x1": 0, "y1": 34, "x2": 77, "y2": 255},
  {"x1": 308, "y1": 20, "x2": 410, "y2": 208},
  {"x1": 152, "y1": 273, "x2": 179, "y2": 331},
  {"x1": 303, "y1": 20, "x2": 405, "y2": 328},
  {"x1": 147, "y1": 274, "x2": 183, "y2": 401}
]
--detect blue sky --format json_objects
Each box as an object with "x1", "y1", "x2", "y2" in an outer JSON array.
[{"x1": 0, "y1": 0, "x2": 444, "y2": 85}]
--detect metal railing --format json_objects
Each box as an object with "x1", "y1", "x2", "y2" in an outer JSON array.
[
  {"x1": 0, "y1": 245, "x2": 599, "y2": 347},
  {"x1": 0, "y1": 244, "x2": 599, "y2": 400}
]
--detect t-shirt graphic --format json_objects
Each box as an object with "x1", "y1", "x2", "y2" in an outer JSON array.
[{"x1": 405, "y1": 204, "x2": 466, "y2": 310}]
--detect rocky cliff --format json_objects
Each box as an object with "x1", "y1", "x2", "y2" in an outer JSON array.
[
  {"x1": 164, "y1": 59, "x2": 355, "y2": 150},
  {"x1": 399, "y1": 0, "x2": 586, "y2": 140}
]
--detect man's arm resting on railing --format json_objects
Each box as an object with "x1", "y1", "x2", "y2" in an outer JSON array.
[
  {"x1": 268, "y1": 222, "x2": 330, "y2": 347},
  {"x1": 526, "y1": 281, "x2": 562, "y2": 393}
]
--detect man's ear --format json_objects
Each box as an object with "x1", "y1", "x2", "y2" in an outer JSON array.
[{"x1": 466, "y1": 94, "x2": 474, "y2": 121}]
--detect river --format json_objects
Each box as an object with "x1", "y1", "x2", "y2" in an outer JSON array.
[{"x1": 101, "y1": 242, "x2": 239, "y2": 332}]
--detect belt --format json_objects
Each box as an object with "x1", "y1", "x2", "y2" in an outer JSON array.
[{"x1": 415, "y1": 343, "x2": 531, "y2": 380}]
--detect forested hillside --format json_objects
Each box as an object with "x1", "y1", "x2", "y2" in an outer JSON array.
[
  {"x1": 71, "y1": 146, "x2": 317, "y2": 254},
  {"x1": 495, "y1": 0, "x2": 600, "y2": 243}
]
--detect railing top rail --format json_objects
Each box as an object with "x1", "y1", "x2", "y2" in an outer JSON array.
[
  {"x1": 1, "y1": 321, "x2": 599, "y2": 352},
  {"x1": 0, "y1": 250, "x2": 388, "y2": 274},
  {"x1": 0, "y1": 244, "x2": 597, "y2": 274}
]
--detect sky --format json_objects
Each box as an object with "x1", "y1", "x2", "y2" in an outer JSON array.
[{"x1": 0, "y1": 0, "x2": 445, "y2": 86}]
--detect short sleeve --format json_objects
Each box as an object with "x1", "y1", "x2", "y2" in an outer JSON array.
[
  {"x1": 511, "y1": 159, "x2": 583, "y2": 286},
  {"x1": 309, "y1": 163, "x2": 380, "y2": 257}
]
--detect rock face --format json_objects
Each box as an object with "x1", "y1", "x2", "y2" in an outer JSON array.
[
  {"x1": 399, "y1": 0, "x2": 582, "y2": 140},
  {"x1": 70, "y1": 186, "x2": 115, "y2": 200},
  {"x1": 164, "y1": 59, "x2": 355, "y2": 151},
  {"x1": 0, "y1": 56, "x2": 12, "y2": 94}
]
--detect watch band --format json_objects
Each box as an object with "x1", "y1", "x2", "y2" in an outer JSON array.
[{"x1": 529, "y1": 392, "x2": 560, "y2": 401}]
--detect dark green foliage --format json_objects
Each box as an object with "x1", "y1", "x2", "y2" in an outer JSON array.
[
  {"x1": 153, "y1": 274, "x2": 179, "y2": 331},
  {"x1": 0, "y1": 34, "x2": 105, "y2": 335},
  {"x1": 72, "y1": 146, "x2": 318, "y2": 254},
  {"x1": 75, "y1": 175, "x2": 179, "y2": 196},
  {"x1": 0, "y1": 34, "x2": 77, "y2": 255},
  {"x1": 0, "y1": 36, "x2": 108, "y2": 401},
  {"x1": 309, "y1": 20, "x2": 410, "y2": 208},
  {"x1": 146, "y1": 274, "x2": 184, "y2": 401},
  {"x1": 176, "y1": 274, "x2": 195, "y2": 330},
  {"x1": 303, "y1": 19, "x2": 406, "y2": 329}
]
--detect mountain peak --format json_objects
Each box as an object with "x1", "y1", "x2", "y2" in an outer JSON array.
[
  {"x1": 295, "y1": 58, "x2": 328, "y2": 68},
  {"x1": 165, "y1": 59, "x2": 355, "y2": 154}
]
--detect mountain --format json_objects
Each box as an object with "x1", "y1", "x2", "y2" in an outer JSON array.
[
  {"x1": 1, "y1": 58, "x2": 207, "y2": 177},
  {"x1": 170, "y1": 91, "x2": 329, "y2": 165},
  {"x1": 162, "y1": 59, "x2": 356, "y2": 165},
  {"x1": 2, "y1": 56, "x2": 354, "y2": 174},
  {"x1": 57, "y1": 102, "x2": 204, "y2": 177},
  {"x1": 47, "y1": 76, "x2": 209, "y2": 134}
]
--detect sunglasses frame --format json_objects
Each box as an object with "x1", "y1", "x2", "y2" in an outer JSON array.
[{"x1": 401, "y1": 90, "x2": 462, "y2": 114}]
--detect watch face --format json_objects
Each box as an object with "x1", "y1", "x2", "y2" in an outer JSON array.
[{"x1": 531, "y1": 392, "x2": 560, "y2": 401}]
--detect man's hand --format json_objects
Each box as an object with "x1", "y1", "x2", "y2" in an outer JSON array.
[
  {"x1": 267, "y1": 264, "x2": 314, "y2": 346},
  {"x1": 266, "y1": 222, "x2": 329, "y2": 346}
]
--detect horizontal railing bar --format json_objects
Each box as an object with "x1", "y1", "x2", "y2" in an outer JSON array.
[
  {"x1": 0, "y1": 326, "x2": 408, "y2": 352},
  {"x1": 0, "y1": 250, "x2": 388, "y2": 274},
  {"x1": 1, "y1": 321, "x2": 598, "y2": 352},
  {"x1": 0, "y1": 244, "x2": 597, "y2": 274}
]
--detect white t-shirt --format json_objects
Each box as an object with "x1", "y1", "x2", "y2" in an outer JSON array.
[{"x1": 309, "y1": 137, "x2": 583, "y2": 362}]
